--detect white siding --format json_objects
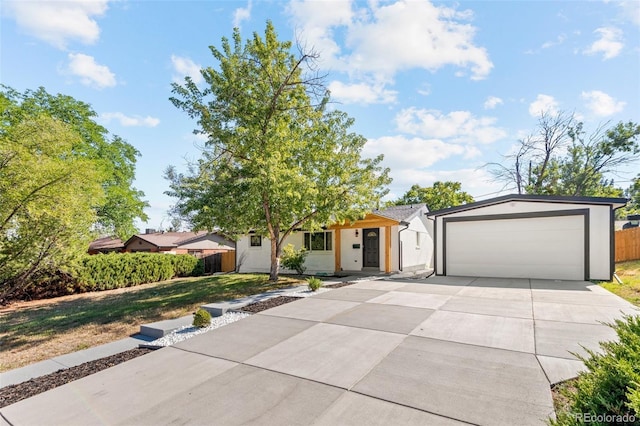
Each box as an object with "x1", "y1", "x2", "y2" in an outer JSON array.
[
  {"x1": 340, "y1": 228, "x2": 363, "y2": 271},
  {"x1": 237, "y1": 232, "x2": 335, "y2": 275},
  {"x1": 399, "y1": 216, "x2": 433, "y2": 271}
]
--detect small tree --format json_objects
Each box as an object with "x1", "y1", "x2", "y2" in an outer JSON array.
[
  {"x1": 280, "y1": 244, "x2": 308, "y2": 275},
  {"x1": 167, "y1": 22, "x2": 390, "y2": 281},
  {"x1": 391, "y1": 181, "x2": 474, "y2": 211}
]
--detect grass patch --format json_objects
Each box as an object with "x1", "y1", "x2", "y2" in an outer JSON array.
[
  {"x1": 601, "y1": 260, "x2": 640, "y2": 307},
  {"x1": 0, "y1": 274, "x2": 302, "y2": 371}
]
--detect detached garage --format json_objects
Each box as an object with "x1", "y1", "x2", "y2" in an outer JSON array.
[{"x1": 427, "y1": 195, "x2": 627, "y2": 281}]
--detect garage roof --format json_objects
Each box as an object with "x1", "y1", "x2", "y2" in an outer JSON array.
[{"x1": 426, "y1": 194, "x2": 627, "y2": 217}]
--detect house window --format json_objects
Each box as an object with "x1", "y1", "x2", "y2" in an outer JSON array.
[
  {"x1": 250, "y1": 235, "x2": 262, "y2": 247},
  {"x1": 188, "y1": 250, "x2": 203, "y2": 256},
  {"x1": 303, "y1": 231, "x2": 332, "y2": 251},
  {"x1": 416, "y1": 232, "x2": 420, "y2": 248}
]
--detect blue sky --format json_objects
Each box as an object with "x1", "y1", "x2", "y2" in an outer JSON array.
[{"x1": 2, "y1": 0, "x2": 639, "y2": 231}]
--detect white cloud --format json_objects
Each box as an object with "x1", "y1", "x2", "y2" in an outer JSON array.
[
  {"x1": 287, "y1": 0, "x2": 353, "y2": 63},
  {"x1": 4, "y1": 0, "x2": 109, "y2": 49},
  {"x1": 101, "y1": 112, "x2": 160, "y2": 127},
  {"x1": 364, "y1": 135, "x2": 466, "y2": 170},
  {"x1": 541, "y1": 34, "x2": 566, "y2": 49},
  {"x1": 328, "y1": 80, "x2": 397, "y2": 104},
  {"x1": 388, "y1": 167, "x2": 505, "y2": 199},
  {"x1": 288, "y1": 0, "x2": 493, "y2": 106},
  {"x1": 395, "y1": 108, "x2": 507, "y2": 144},
  {"x1": 581, "y1": 90, "x2": 625, "y2": 117},
  {"x1": 583, "y1": 27, "x2": 623, "y2": 60},
  {"x1": 417, "y1": 84, "x2": 431, "y2": 96},
  {"x1": 171, "y1": 55, "x2": 203, "y2": 84},
  {"x1": 483, "y1": 96, "x2": 503, "y2": 110},
  {"x1": 528, "y1": 94, "x2": 559, "y2": 117},
  {"x1": 618, "y1": 1, "x2": 640, "y2": 27},
  {"x1": 66, "y1": 53, "x2": 116, "y2": 88},
  {"x1": 233, "y1": 0, "x2": 252, "y2": 28}
]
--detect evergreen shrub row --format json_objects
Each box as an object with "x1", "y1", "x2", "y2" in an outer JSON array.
[{"x1": 75, "y1": 253, "x2": 203, "y2": 291}]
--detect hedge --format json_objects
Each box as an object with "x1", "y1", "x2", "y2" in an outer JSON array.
[{"x1": 75, "y1": 253, "x2": 203, "y2": 291}]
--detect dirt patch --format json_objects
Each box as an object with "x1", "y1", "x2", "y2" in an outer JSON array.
[
  {"x1": 0, "y1": 348, "x2": 154, "y2": 408},
  {"x1": 551, "y1": 378, "x2": 578, "y2": 416}
]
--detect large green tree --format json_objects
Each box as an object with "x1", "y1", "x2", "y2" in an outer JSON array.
[
  {"x1": 0, "y1": 115, "x2": 104, "y2": 298},
  {"x1": 488, "y1": 112, "x2": 640, "y2": 198},
  {"x1": 166, "y1": 22, "x2": 390, "y2": 280},
  {"x1": 391, "y1": 181, "x2": 474, "y2": 211},
  {"x1": 1, "y1": 86, "x2": 148, "y2": 239}
]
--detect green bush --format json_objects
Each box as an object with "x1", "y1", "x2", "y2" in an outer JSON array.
[
  {"x1": 551, "y1": 314, "x2": 640, "y2": 425},
  {"x1": 281, "y1": 244, "x2": 308, "y2": 275},
  {"x1": 170, "y1": 254, "x2": 202, "y2": 277},
  {"x1": 192, "y1": 308, "x2": 211, "y2": 328},
  {"x1": 75, "y1": 253, "x2": 203, "y2": 291},
  {"x1": 307, "y1": 277, "x2": 323, "y2": 292}
]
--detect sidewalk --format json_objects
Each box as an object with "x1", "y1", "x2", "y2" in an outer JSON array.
[{"x1": 0, "y1": 273, "x2": 378, "y2": 389}]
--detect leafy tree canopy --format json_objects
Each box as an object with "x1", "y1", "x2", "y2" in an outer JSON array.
[
  {"x1": 1, "y1": 85, "x2": 148, "y2": 239},
  {"x1": 0, "y1": 115, "x2": 104, "y2": 298},
  {"x1": 618, "y1": 174, "x2": 640, "y2": 219},
  {"x1": 487, "y1": 112, "x2": 639, "y2": 201},
  {"x1": 1, "y1": 86, "x2": 149, "y2": 299},
  {"x1": 166, "y1": 22, "x2": 391, "y2": 280},
  {"x1": 390, "y1": 181, "x2": 474, "y2": 211}
]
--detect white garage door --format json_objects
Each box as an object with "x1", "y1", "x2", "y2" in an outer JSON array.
[{"x1": 444, "y1": 214, "x2": 585, "y2": 280}]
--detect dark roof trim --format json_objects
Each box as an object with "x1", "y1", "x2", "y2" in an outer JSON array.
[{"x1": 426, "y1": 194, "x2": 628, "y2": 217}]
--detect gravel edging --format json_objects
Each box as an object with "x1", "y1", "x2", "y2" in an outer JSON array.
[
  {"x1": 0, "y1": 348, "x2": 154, "y2": 408},
  {"x1": 0, "y1": 280, "x2": 357, "y2": 408}
]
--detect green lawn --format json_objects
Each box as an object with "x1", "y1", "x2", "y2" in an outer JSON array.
[
  {"x1": 600, "y1": 260, "x2": 640, "y2": 307},
  {"x1": 0, "y1": 274, "x2": 303, "y2": 371}
]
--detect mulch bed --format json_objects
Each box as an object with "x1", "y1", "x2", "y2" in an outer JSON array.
[
  {"x1": 239, "y1": 296, "x2": 301, "y2": 313},
  {"x1": 0, "y1": 348, "x2": 153, "y2": 408},
  {"x1": 0, "y1": 282, "x2": 357, "y2": 409},
  {"x1": 324, "y1": 281, "x2": 355, "y2": 289}
]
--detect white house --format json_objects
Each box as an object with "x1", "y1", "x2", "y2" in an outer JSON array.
[
  {"x1": 236, "y1": 204, "x2": 433, "y2": 275},
  {"x1": 426, "y1": 194, "x2": 627, "y2": 281}
]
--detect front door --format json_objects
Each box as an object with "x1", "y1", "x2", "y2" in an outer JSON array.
[{"x1": 363, "y1": 228, "x2": 380, "y2": 268}]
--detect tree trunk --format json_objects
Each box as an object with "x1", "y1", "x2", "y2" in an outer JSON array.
[{"x1": 269, "y1": 237, "x2": 281, "y2": 282}]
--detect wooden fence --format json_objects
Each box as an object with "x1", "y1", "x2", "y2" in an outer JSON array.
[
  {"x1": 202, "y1": 251, "x2": 236, "y2": 273},
  {"x1": 221, "y1": 251, "x2": 236, "y2": 272},
  {"x1": 615, "y1": 227, "x2": 640, "y2": 262}
]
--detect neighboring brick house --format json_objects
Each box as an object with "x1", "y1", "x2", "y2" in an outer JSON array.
[
  {"x1": 123, "y1": 231, "x2": 235, "y2": 256},
  {"x1": 89, "y1": 230, "x2": 236, "y2": 273},
  {"x1": 88, "y1": 236, "x2": 125, "y2": 254}
]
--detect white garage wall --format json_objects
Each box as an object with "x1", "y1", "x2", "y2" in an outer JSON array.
[{"x1": 433, "y1": 201, "x2": 613, "y2": 280}]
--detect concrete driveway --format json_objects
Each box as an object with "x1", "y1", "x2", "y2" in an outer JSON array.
[{"x1": 2, "y1": 276, "x2": 638, "y2": 426}]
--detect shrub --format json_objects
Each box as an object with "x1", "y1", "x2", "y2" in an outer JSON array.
[
  {"x1": 170, "y1": 254, "x2": 202, "y2": 277},
  {"x1": 551, "y1": 314, "x2": 640, "y2": 425},
  {"x1": 75, "y1": 253, "x2": 175, "y2": 291},
  {"x1": 307, "y1": 277, "x2": 323, "y2": 292},
  {"x1": 192, "y1": 308, "x2": 211, "y2": 328},
  {"x1": 281, "y1": 244, "x2": 308, "y2": 275}
]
